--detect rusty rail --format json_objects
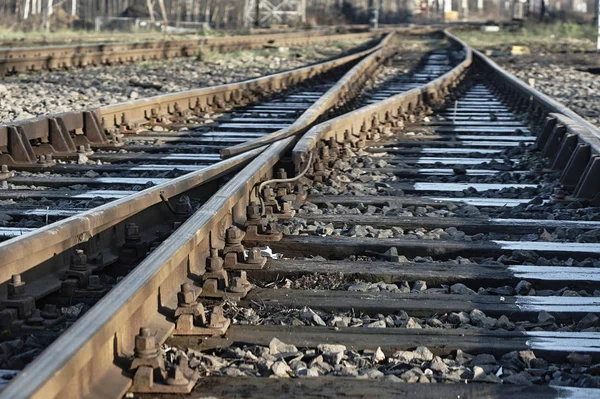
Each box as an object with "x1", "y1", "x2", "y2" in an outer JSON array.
[
  {"x1": 0, "y1": 136, "x2": 293, "y2": 399},
  {"x1": 0, "y1": 29, "x2": 473, "y2": 399},
  {"x1": 8, "y1": 28, "x2": 579, "y2": 399},
  {"x1": 456, "y1": 30, "x2": 600, "y2": 203},
  {"x1": 0, "y1": 30, "x2": 375, "y2": 76},
  {"x1": 0, "y1": 34, "x2": 382, "y2": 169},
  {"x1": 0, "y1": 34, "x2": 386, "y2": 292},
  {"x1": 98, "y1": 35, "x2": 382, "y2": 135},
  {"x1": 292, "y1": 31, "x2": 472, "y2": 170},
  {"x1": 219, "y1": 32, "x2": 397, "y2": 158}
]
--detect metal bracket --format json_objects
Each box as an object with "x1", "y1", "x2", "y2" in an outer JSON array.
[
  {"x1": 129, "y1": 328, "x2": 197, "y2": 393},
  {"x1": 173, "y1": 284, "x2": 231, "y2": 336},
  {"x1": 0, "y1": 275, "x2": 64, "y2": 331}
]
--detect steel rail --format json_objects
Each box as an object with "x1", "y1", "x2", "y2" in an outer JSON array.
[
  {"x1": 0, "y1": 137, "x2": 292, "y2": 399},
  {"x1": 219, "y1": 32, "x2": 397, "y2": 158},
  {"x1": 0, "y1": 33, "x2": 383, "y2": 170},
  {"x1": 18, "y1": 27, "x2": 600, "y2": 399},
  {"x1": 445, "y1": 29, "x2": 600, "y2": 201},
  {"x1": 0, "y1": 36, "x2": 390, "y2": 297},
  {"x1": 0, "y1": 29, "x2": 375, "y2": 76},
  {"x1": 0, "y1": 34, "x2": 386, "y2": 294},
  {"x1": 0, "y1": 32, "x2": 473, "y2": 399},
  {"x1": 98, "y1": 34, "x2": 383, "y2": 132},
  {"x1": 292, "y1": 31, "x2": 472, "y2": 168},
  {"x1": 0, "y1": 148, "x2": 260, "y2": 296}
]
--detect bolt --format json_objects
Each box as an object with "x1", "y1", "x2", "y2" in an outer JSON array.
[
  {"x1": 208, "y1": 305, "x2": 228, "y2": 329},
  {"x1": 206, "y1": 248, "x2": 224, "y2": 272},
  {"x1": 175, "y1": 196, "x2": 192, "y2": 218},
  {"x1": 262, "y1": 187, "x2": 276, "y2": 202},
  {"x1": 230, "y1": 271, "x2": 251, "y2": 293},
  {"x1": 225, "y1": 226, "x2": 244, "y2": 245},
  {"x1": 177, "y1": 283, "x2": 196, "y2": 306},
  {"x1": 25, "y1": 309, "x2": 44, "y2": 327},
  {"x1": 246, "y1": 201, "x2": 261, "y2": 221},
  {"x1": 277, "y1": 168, "x2": 287, "y2": 180},
  {"x1": 125, "y1": 223, "x2": 141, "y2": 242},
  {"x1": 87, "y1": 275, "x2": 103, "y2": 291},
  {"x1": 1, "y1": 165, "x2": 8, "y2": 173},
  {"x1": 263, "y1": 222, "x2": 279, "y2": 235},
  {"x1": 41, "y1": 304, "x2": 59, "y2": 319},
  {"x1": 280, "y1": 201, "x2": 293, "y2": 214},
  {"x1": 295, "y1": 183, "x2": 306, "y2": 197},
  {"x1": 38, "y1": 155, "x2": 46, "y2": 163},
  {"x1": 166, "y1": 356, "x2": 191, "y2": 386},
  {"x1": 46, "y1": 154, "x2": 53, "y2": 162},
  {"x1": 329, "y1": 137, "x2": 339, "y2": 149},
  {"x1": 134, "y1": 327, "x2": 159, "y2": 359},
  {"x1": 8, "y1": 274, "x2": 25, "y2": 298},
  {"x1": 246, "y1": 247, "x2": 264, "y2": 264},
  {"x1": 78, "y1": 145, "x2": 86, "y2": 153},
  {"x1": 70, "y1": 249, "x2": 88, "y2": 271},
  {"x1": 553, "y1": 187, "x2": 566, "y2": 200}
]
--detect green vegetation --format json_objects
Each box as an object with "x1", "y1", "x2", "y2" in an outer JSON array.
[{"x1": 458, "y1": 23, "x2": 596, "y2": 53}]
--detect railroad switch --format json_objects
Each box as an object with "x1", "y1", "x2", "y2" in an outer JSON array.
[
  {"x1": 130, "y1": 327, "x2": 197, "y2": 393},
  {"x1": 173, "y1": 284, "x2": 231, "y2": 336}
]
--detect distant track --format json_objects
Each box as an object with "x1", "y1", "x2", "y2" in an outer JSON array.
[{"x1": 0, "y1": 28, "x2": 375, "y2": 76}]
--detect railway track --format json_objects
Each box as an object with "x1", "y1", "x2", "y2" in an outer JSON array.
[
  {"x1": 1, "y1": 28, "x2": 599, "y2": 398},
  {"x1": 0, "y1": 34, "x2": 392, "y2": 240},
  {"x1": 0, "y1": 28, "x2": 376, "y2": 76},
  {"x1": 0, "y1": 63, "x2": 352, "y2": 239}
]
